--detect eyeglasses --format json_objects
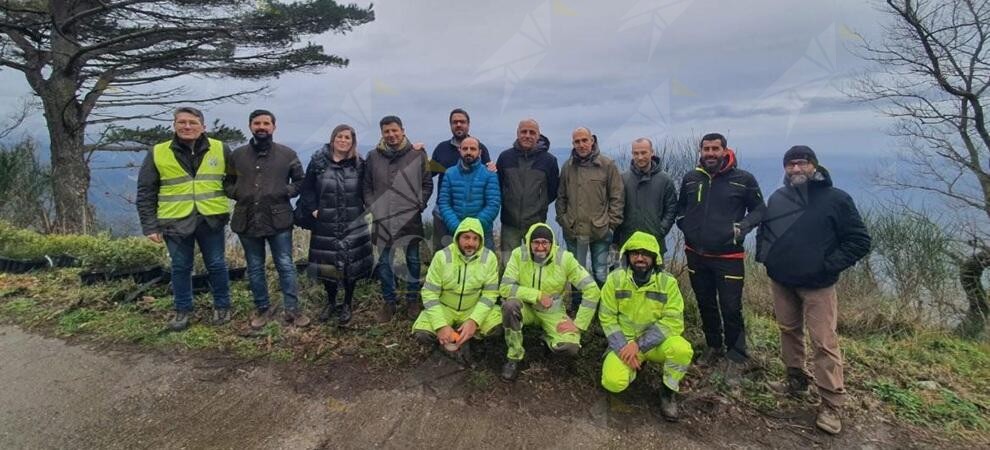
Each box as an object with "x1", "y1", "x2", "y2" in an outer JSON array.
[{"x1": 531, "y1": 239, "x2": 551, "y2": 246}]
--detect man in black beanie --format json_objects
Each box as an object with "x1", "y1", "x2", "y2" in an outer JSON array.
[{"x1": 756, "y1": 145, "x2": 871, "y2": 435}]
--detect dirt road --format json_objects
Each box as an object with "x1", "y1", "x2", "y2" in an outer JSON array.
[{"x1": 0, "y1": 325, "x2": 940, "y2": 449}]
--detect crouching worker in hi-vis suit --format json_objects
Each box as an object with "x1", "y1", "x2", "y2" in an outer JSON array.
[
  {"x1": 412, "y1": 217, "x2": 502, "y2": 363},
  {"x1": 499, "y1": 222, "x2": 601, "y2": 381},
  {"x1": 600, "y1": 231, "x2": 693, "y2": 421}
]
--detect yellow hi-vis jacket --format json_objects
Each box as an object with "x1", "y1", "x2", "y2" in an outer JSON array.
[{"x1": 421, "y1": 218, "x2": 500, "y2": 330}]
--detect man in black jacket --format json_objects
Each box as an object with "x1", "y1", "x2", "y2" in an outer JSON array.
[
  {"x1": 614, "y1": 138, "x2": 678, "y2": 253},
  {"x1": 756, "y1": 146, "x2": 871, "y2": 435},
  {"x1": 496, "y1": 119, "x2": 559, "y2": 259},
  {"x1": 429, "y1": 108, "x2": 495, "y2": 251},
  {"x1": 226, "y1": 109, "x2": 308, "y2": 329},
  {"x1": 136, "y1": 106, "x2": 233, "y2": 331},
  {"x1": 675, "y1": 132, "x2": 765, "y2": 373}
]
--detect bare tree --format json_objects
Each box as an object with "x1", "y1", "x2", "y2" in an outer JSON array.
[
  {"x1": 852, "y1": 0, "x2": 989, "y2": 332},
  {"x1": 0, "y1": 0, "x2": 374, "y2": 232}
]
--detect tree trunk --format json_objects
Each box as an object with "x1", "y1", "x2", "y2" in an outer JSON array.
[
  {"x1": 39, "y1": 78, "x2": 91, "y2": 234},
  {"x1": 958, "y1": 247, "x2": 990, "y2": 335}
]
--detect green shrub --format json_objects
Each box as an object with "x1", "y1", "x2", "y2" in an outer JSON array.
[{"x1": 0, "y1": 221, "x2": 167, "y2": 270}]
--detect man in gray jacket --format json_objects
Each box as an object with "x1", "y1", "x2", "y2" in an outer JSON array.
[
  {"x1": 364, "y1": 115, "x2": 434, "y2": 323},
  {"x1": 226, "y1": 109, "x2": 308, "y2": 329},
  {"x1": 614, "y1": 138, "x2": 678, "y2": 254}
]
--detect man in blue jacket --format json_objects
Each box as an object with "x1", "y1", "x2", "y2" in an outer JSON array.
[
  {"x1": 437, "y1": 137, "x2": 500, "y2": 250},
  {"x1": 430, "y1": 108, "x2": 494, "y2": 250}
]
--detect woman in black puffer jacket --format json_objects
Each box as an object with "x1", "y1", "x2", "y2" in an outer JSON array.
[{"x1": 297, "y1": 124, "x2": 373, "y2": 324}]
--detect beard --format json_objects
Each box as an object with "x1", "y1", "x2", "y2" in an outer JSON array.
[
  {"x1": 785, "y1": 173, "x2": 809, "y2": 187},
  {"x1": 252, "y1": 131, "x2": 271, "y2": 140},
  {"x1": 462, "y1": 155, "x2": 477, "y2": 165},
  {"x1": 702, "y1": 156, "x2": 722, "y2": 171},
  {"x1": 532, "y1": 251, "x2": 548, "y2": 263},
  {"x1": 461, "y1": 248, "x2": 477, "y2": 257}
]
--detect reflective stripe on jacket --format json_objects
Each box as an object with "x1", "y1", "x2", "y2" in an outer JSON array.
[{"x1": 154, "y1": 138, "x2": 229, "y2": 219}]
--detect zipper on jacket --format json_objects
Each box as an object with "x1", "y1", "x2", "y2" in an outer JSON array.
[{"x1": 457, "y1": 265, "x2": 466, "y2": 311}]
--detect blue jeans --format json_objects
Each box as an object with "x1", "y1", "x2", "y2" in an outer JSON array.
[
  {"x1": 374, "y1": 238, "x2": 421, "y2": 305},
  {"x1": 164, "y1": 223, "x2": 230, "y2": 312},
  {"x1": 565, "y1": 233, "x2": 611, "y2": 309},
  {"x1": 238, "y1": 230, "x2": 299, "y2": 313}
]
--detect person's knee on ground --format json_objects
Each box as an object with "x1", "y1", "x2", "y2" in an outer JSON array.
[
  {"x1": 552, "y1": 342, "x2": 580, "y2": 356},
  {"x1": 413, "y1": 330, "x2": 435, "y2": 346}
]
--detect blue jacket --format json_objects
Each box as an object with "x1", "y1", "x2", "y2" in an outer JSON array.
[{"x1": 438, "y1": 158, "x2": 501, "y2": 234}]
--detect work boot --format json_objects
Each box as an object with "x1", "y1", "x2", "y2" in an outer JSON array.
[
  {"x1": 338, "y1": 303, "x2": 352, "y2": 325},
  {"x1": 501, "y1": 360, "x2": 520, "y2": 381},
  {"x1": 406, "y1": 300, "x2": 422, "y2": 320},
  {"x1": 723, "y1": 360, "x2": 747, "y2": 386},
  {"x1": 210, "y1": 308, "x2": 231, "y2": 326},
  {"x1": 377, "y1": 303, "x2": 396, "y2": 323},
  {"x1": 816, "y1": 404, "x2": 842, "y2": 435},
  {"x1": 167, "y1": 311, "x2": 190, "y2": 332},
  {"x1": 250, "y1": 307, "x2": 276, "y2": 330},
  {"x1": 659, "y1": 385, "x2": 679, "y2": 422},
  {"x1": 769, "y1": 370, "x2": 810, "y2": 398},
  {"x1": 285, "y1": 310, "x2": 311, "y2": 328},
  {"x1": 697, "y1": 347, "x2": 724, "y2": 367},
  {"x1": 318, "y1": 302, "x2": 337, "y2": 323}
]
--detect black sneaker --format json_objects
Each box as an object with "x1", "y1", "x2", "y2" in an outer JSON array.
[
  {"x1": 338, "y1": 303, "x2": 352, "y2": 325},
  {"x1": 318, "y1": 302, "x2": 337, "y2": 323},
  {"x1": 167, "y1": 311, "x2": 191, "y2": 331},
  {"x1": 697, "y1": 347, "x2": 724, "y2": 367},
  {"x1": 501, "y1": 360, "x2": 520, "y2": 381}
]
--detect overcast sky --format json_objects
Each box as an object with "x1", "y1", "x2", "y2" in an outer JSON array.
[
  {"x1": 0, "y1": 0, "x2": 900, "y2": 230},
  {"x1": 0, "y1": 0, "x2": 892, "y2": 152}
]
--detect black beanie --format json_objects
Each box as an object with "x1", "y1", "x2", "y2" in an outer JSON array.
[
  {"x1": 530, "y1": 225, "x2": 553, "y2": 244},
  {"x1": 783, "y1": 145, "x2": 817, "y2": 166}
]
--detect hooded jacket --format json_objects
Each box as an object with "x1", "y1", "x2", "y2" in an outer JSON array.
[
  {"x1": 421, "y1": 218, "x2": 500, "y2": 331},
  {"x1": 437, "y1": 157, "x2": 501, "y2": 235},
  {"x1": 598, "y1": 231, "x2": 686, "y2": 354},
  {"x1": 615, "y1": 155, "x2": 678, "y2": 252},
  {"x1": 298, "y1": 145, "x2": 373, "y2": 281},
  {"x1": 363, "y1": 140, "x2": 434, "y2": 248},
  {"x1": 675, "y1": 149, "x2": 766, "y2": 256},
  {"x1": 496, "y1": 135, "x2": 559, "y2": 230},
  {"x1": 556, "y1": 138, "x2": 624, "y2": 241},
  {"x1": 499, "y1": 223, "x2": 601, "y2": 330},
  {"x1": 756, "y1": 166, "x2": 872, "y2": 289}
]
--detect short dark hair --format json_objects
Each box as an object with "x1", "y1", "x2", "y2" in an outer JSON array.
[
  {"x1": 449, "y1": 108, "x2": 470, "y2": 123},
  {"x1": 249, "y1": 109, "x2": 276, "y2": 124},
  {"x1": 379, "y1": 115, "x2": 403, "y2": 129},
  {"x1": 700, "y1": 132, "x2": 727, "y2": 149},
  {"x1": 173, "y1": 106, "x2": 205, "y2": 123}
]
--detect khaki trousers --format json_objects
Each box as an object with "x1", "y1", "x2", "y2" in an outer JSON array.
[{"x1": 770, "y1": 280, "x2": 845, "y2": 407}]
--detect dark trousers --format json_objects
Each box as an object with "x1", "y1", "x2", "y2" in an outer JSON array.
[
  {"x1": 324, "y1": 279, "x2": 357, "y2": 306},
  {"x1": 686, "y1": 251, "x2": 748, "y2": 361}
]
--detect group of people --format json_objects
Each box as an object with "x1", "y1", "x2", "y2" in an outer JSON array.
[{"x1": 136, "y1": 106, "x2": 871, "y2": 434}]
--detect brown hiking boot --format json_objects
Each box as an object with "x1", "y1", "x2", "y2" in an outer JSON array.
[
  {"x1": 285, "y1": 311, "x2": 311, "y2": 328},
  {"x1": 406, "y1": 301, "x2": 422, "y2": 320},
  {"x1": 769, "y1": 375, "x2": 810, "y2": 398},
  {"x1": 816, "y1": 404, "x2": 842, "y2": 434},
  {"x1": 377, "y1": 303, "x2": 396, "y2": 323},
  {"x1": 250, "y1": 307, "x2": 276, "y2": 330}
]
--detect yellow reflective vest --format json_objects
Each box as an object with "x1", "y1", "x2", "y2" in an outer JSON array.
[{"x1": 153, "y1": 138, "x2": 230, "y2": 219}]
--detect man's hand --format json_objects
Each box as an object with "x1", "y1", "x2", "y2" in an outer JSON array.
[
  {"x1": 539, "y1": 294, "x2": 554, "y2": 309},
  {"x1": 437, "y1": 326, "x2": 456, "y2": 346},
  {"x1": 619, "y1": 341, "x2": 641, "y2": 370},
  {"x1": 486, "y1": 161, "x2": 497, "y2": 172},
  {"x1": 556, "y1": 318, "x2": 578, "y2": 334},
  {"x1": 413, "y1": 142, "x2": 426, "y2": 151},
  {"x1": 146, "y1": 233, "x2": 162, "y2": 244},
  {"x1": 456, "y1": 319, "x2": 478, "y2": 346},
  {"x1": 733, "y1": 223, "x2": 742, "y2": 240},
  {"x1": 311, "y1": 210, "x2": 318, "y2": 218}
]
